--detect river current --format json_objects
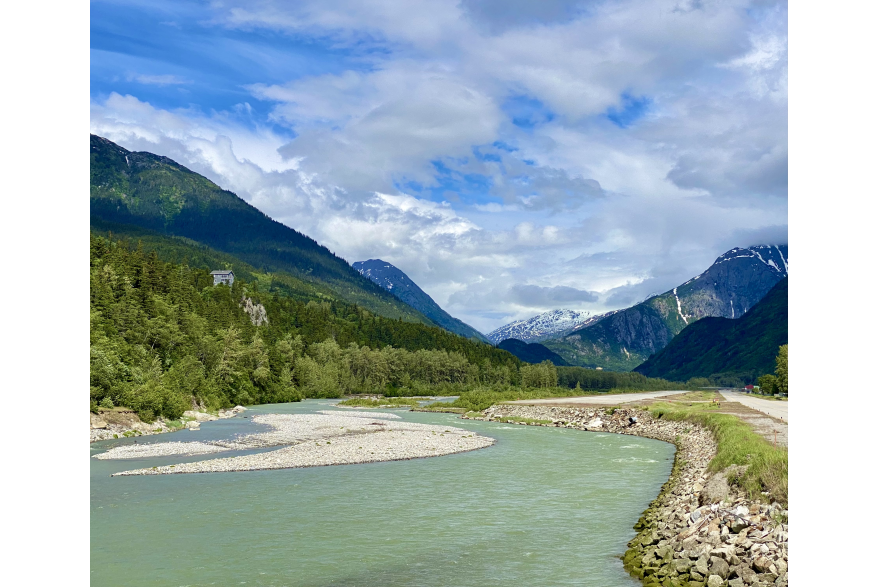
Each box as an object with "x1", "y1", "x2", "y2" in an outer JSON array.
[{"x1": 90, "y1": 400, "x2": 674, "y2": 587}]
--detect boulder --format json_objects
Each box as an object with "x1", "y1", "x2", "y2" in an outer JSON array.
[
  {"x1": 185, "y1": 421, "x2": 201, "y2": 430},
  {"x1": 90, "y1": 415, "x2": 108, "y2": 429},
  {"x1": 735, "y1": 566, "x2": 756, "y2": 584},
  {"x1": 586, "y1": 418, "x2": 603, "y2": 429},
  {"x1": 706, "y1": 575, "x2": 724, "y2": 587},
  {"x1": 700, "y1": 473, "x2": 730, "y2": 505},
  {"x1": 696, "y1": 556, "x2": 710, "y2": 576},
  {"x1": 710, "y1": 556, "x2": 730, "y2": 579},
  {"x1": 728, "y1": 579, "x2": 744, "y2": 587},
  {"x1": 752, "y1": 557, "x2": 773, "y2": 573}
]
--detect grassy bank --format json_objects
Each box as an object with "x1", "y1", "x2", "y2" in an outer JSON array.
[
  {"x1": 647, "y1": 401, "x2": 788, "y2": 505},
  {"x1": 422, "y1": 386, "x2": 678, "y2": 412},
  {"x1": 336, "y1": 397, "x2": 423, "y2": 408}
]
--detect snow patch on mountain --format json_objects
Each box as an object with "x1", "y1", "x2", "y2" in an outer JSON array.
[{"x1": 486, "y1": 309, "x2": 612, "y2": 344}]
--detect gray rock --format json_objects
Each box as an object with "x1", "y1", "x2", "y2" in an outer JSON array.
[
  {"x1": 736, "y1": 566, "x2": 756, "y2": 584},
  {"x1": 710, "y1": 556, "x2": 730, "y2": 579},
  {"x1": 701, "y1": 473, "x2": 730, "y2": 505},
  {"x1": 753, "y1": 557, "x2": 773, "y2": 573},
  {"x1": 707, "y1": 574, "x2": 724, "y2": 587},
  {"x1": 696, "y1": 556, "x2": 710, "y2": 576},
  {"x1": 729, "y1": 579, "x2": 744, "y2": 587}
]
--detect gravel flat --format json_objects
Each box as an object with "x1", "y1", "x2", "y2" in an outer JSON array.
[{"x1": 101, "y1": 411, "x2": 494, "y2": 475}]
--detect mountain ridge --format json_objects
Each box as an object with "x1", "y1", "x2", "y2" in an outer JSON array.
[
  {"x1": 542, "y1": 245, "x2": 788, "y2": 370},
  {"x1": 486, "y1": 309, "x2": 612, "y2": 344},
  {"x1": 352, "y1": 259, "x2": 488, "y2": 342},
  {"x1": 90, "y1": 134, "x2": 434, "y2": 325},
  {"x1": 634, "y1": 278, "x2": 788, "y2": 383}
]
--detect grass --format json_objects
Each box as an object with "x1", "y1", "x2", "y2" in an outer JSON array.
[
  {"x1": 413, "y1": 404, "x2": 467, "y2": 413},
  {"x1": 492, "y1": 415, "x2": 554, "y2": 425},
  {"x1": 648, "y1": 401, "x2": 788, "y2": 505},
  {"x1": 336, "y1": 397, "x2": 422, "y2": 408},
  {"x1": 423, "y1": 386, "x2": 665, "y2": 413},
  {"x1": 665, "y1": 390, "x2": 723, "y2": 402}
]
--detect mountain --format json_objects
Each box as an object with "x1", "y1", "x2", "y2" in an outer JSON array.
[
  {"x1": 352, "y1": 259, "x2": 487, "y2": 342},
  {"x1": 90, "y1": 134, "x2": 431, "y2": 324},
  {"x1": 496, "y1": 339, "x2": 570, "y2": 366},
  {"x1": 485, "y1": 309, "x2": 610, "y2": 344},
  {"x1": 542, "y1": 245, "x2": 789, "y2": 371},
  {"x1": 634, "y1": 278, "x2": 788, "y2": 383}
]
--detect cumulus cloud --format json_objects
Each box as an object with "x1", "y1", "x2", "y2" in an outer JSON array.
[{"x1": 91, "y1": 0, "x2": 788, "y2": 333}]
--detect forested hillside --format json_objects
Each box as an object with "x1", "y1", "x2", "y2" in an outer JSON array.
[
  {"x1": 497, "y1": 339, "x2": 570, "y2": 366},
  {"x1": 90, "y1": 235, "x2": 521, "y2": 420},
  {"x1": 90, "y1": 234, "x2": 688, "y2": 421},
  {"x1": 90, "y1": 134, "x2": 431, "y2": 324},
  {"x1": 634, "y1": 278, "x2": 788, "y2": 384}
]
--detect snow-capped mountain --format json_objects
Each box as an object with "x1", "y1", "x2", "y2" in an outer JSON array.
[
  {"x1": 485, "y1": 309, "x2": 613, "y2": 344},
  {"x1": 352, "y1": 259, "x2": 487, "y2": 342},
  {"x1": 542, "y1": 244, "x2": 789, "y2": 371}
]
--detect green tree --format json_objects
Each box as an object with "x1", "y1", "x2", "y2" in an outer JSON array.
[
  {"x1": 758, "y1": 374, "x2": 778, "y2": 396},
  {"x1": 774, "y1": 344, "x2": 788, "y2": 395}
]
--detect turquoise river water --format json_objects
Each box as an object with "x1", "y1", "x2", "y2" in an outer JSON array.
[{"x1": 91, "y1": 400, "x2": 674, "y2": 587}]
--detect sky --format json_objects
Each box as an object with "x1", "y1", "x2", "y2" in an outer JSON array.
[{"x1": 90, "y1": 0, "x2": 788, "y2": 334}]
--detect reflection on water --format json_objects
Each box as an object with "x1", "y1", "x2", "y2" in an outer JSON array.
[{"x1": 91, "y1": 400, "x2": 673, "y2": 587}]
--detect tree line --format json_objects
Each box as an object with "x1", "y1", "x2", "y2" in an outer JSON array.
[
  {"x1": 757, "y1": 345, "x2": 788, "y2": 395},
  {"x1": 90, "y1": 234, "x2": 690, "y2": 421}
]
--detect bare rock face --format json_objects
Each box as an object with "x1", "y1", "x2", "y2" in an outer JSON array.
[
  {"x1": 241, "y1": 297, "x2": 268, "y2": 326},
  {"x1": 90, "y1": 414, "x2": 108, "y2": 429}
]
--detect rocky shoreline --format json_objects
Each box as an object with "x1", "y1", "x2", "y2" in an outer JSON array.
[
  {"x1": 475, "y1": 404, "x2": 788, "y2": 587},
  {"x1": 90, "y1": 406, "x2": 247, "y2": 442},
  {"x1": 96, "y1": 410, "x2": 495, "y2": 475}
]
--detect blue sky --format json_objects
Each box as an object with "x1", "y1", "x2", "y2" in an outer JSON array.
[{"x1": 91, "y1": 0, "x2": 788, "y2": 333}]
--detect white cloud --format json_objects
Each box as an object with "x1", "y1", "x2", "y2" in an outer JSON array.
[
  {"x1": 126, "y1": 73, "x2": 191, "y2": 86},
  {"x1": 92, "y1": 0, "x2": 787, "y2": 333}
]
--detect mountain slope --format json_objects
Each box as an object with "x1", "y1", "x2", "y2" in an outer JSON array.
[
  {"x1": 543, "y1": 245, "x2": 788, "y2": 370},
  {"x1": 353, "y1": 259, "x2": 488, "y2": 342},
  {"x1": 634, "y1": 278, "x2": 788, "y2": 383},
  {"x1": 90, "y1": 134, "x2": 432, "y2": 324},
  {"x1": 486, "y1": 309, "x2": 610, "y2": 344},
  {"x1": 496, "y1": 339, "x2": 570, "y2": 366}
]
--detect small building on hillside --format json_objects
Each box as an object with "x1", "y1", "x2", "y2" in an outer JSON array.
[
  {"x1": 210, "y1": 269, "x2": 235, "y2": 286},
  {"x1": 743, "y1": 384, "x2": 754, "y2": 393}
]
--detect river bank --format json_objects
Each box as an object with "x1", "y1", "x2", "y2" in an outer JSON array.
[
  {"x1": 477, "y1": 404, "x2": 788, "y2": 587},
  {"x1": 96, "y1": 410, "x2": 495, "y2": 475},
  {"x1": 89, "y1": 406, "x2": 247, "y2": 442}
]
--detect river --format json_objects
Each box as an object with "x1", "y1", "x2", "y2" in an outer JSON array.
[{"x1": 91, "y1": 400, "x2": 674, "y2": 586}]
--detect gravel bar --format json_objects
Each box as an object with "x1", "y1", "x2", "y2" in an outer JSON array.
[{"x1": 104, "y1": 412, "x2": 494, "y2": 475}]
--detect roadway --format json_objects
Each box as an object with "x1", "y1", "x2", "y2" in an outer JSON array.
[{"x1": 720, "y1": 391, "x2": 788, "y2": 422}]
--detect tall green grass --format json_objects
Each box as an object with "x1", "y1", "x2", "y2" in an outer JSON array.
[{"x1": 648, "y1": 402, "x2": 788, "y2": 505}]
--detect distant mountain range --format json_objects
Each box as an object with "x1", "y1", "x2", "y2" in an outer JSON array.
[
  {"x1": 634, "y1": 278, "x2": 788, "y2": 383},
  {"x1": 90, "y1": 134, "x2": 432, "y2": 325},
  {"x1": 485, "y1": 309, "x2": 608, "y2": 344},
  {"x1": 353, "y1": 259, "x2": 487, "y2": 342},
  {"x1": 496, "y1": 339, "x2": 570, "y2": 366},
  {"x1": 542, "y1": 245, "x2": 788, "y2": 371}
]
